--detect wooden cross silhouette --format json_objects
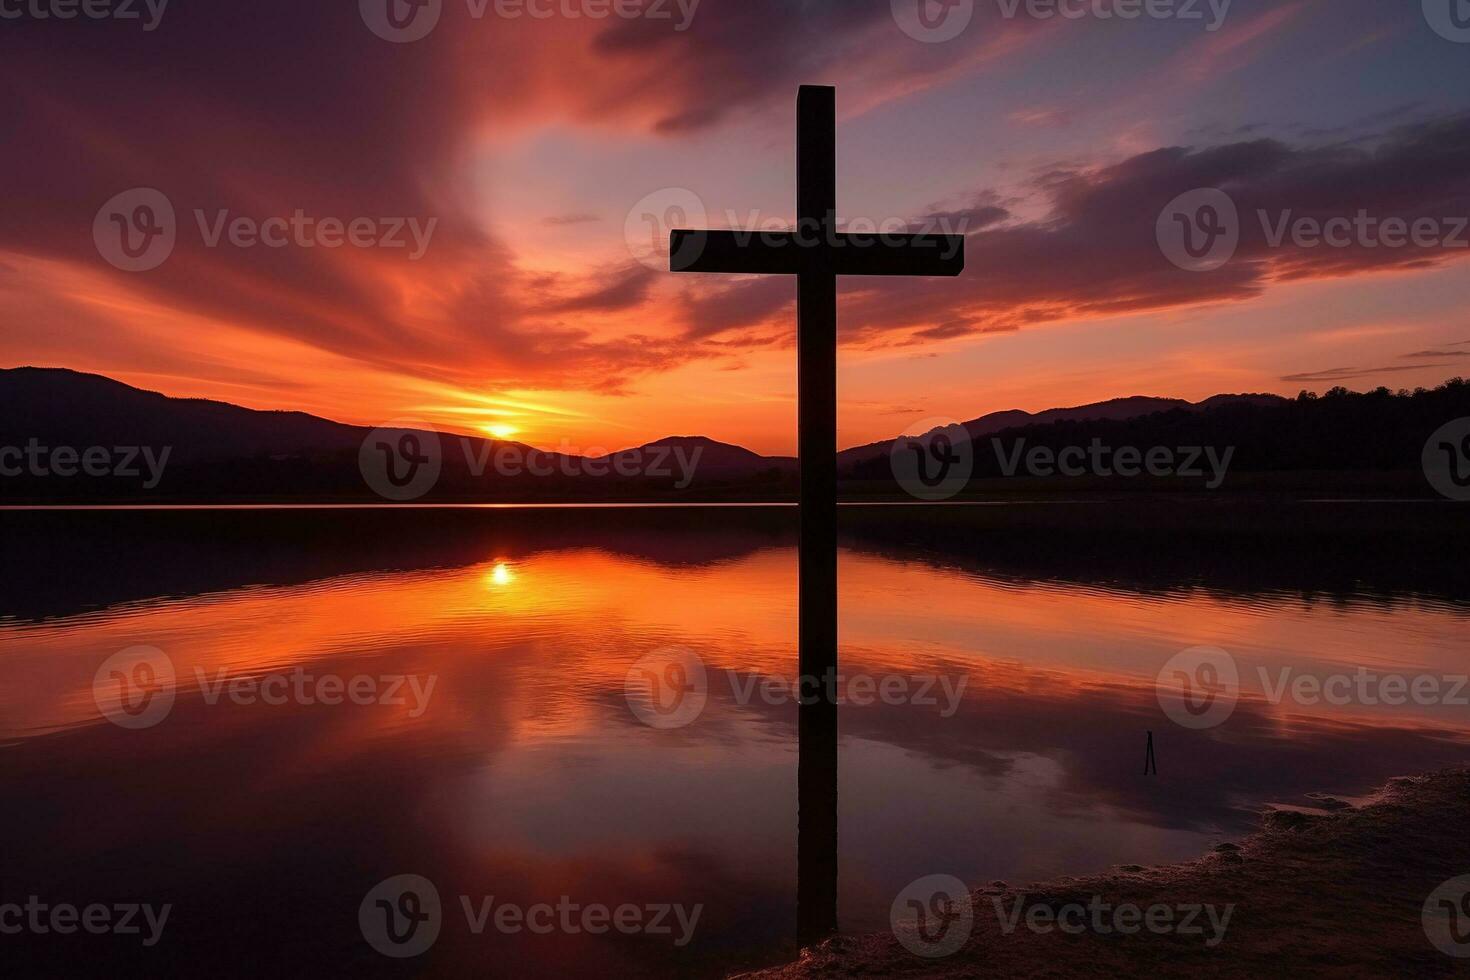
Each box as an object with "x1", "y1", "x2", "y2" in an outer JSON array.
[{"x1": 669, "y1": 85, "x2": 964, "y2": 941}]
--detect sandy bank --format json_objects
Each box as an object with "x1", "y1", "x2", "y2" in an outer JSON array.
[{"x1": 743, "y1": 768, "x2": 1470, "y2": 978}]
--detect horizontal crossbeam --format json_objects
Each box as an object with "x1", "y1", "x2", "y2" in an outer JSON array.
[{"x1": 670, "y1": 229, "x2": 965, "y2": 277}]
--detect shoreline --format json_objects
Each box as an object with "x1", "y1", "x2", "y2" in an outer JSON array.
[{"x1": 743, "y1": 768, "x2": 1470, "y2": 978}]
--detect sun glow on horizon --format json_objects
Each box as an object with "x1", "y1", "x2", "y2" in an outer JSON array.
[{"x1": 482, "y1": 423, "x2": 521, "y2": 440}]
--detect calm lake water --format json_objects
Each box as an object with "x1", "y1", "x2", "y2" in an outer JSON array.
[{"x1": 2, "y1": 504, "x2": 1468, "y2": 976}]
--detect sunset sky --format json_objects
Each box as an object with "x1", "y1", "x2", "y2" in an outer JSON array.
[{"x1": 4, "y1": 0, "x2": 1470, "y2": 454}]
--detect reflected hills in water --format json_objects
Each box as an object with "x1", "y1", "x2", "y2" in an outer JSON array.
[{"x1": 4, "y1": 500, "x2": 1469, "y2": 623}]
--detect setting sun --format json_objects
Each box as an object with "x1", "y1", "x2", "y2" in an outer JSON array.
[{"x1": 482, "y1": 423, "x2": 520, "y2": 441}]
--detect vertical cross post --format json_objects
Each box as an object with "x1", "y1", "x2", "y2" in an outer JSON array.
[
  {"x1": 797, "y1": 87, "x2": 838, "y2": 690},
  {"x1": 795, "y1": 85, "x2": 839, "y2": 944}
]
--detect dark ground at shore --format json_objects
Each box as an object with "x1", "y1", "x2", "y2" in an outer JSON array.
[{"x1": 743, "y1": 768, "x2": 1470, "y2": 978}]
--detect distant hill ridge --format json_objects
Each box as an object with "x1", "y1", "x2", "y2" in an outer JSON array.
[
  {"x1": 4, "y1": 366, "x2": 1462, "y2": 502},
  {"x1": 0, "y1": 367, "x2": 367, "y2": 460},
  {"x1": 0, "y1": 366, "x2": 1283, "y2": 467},
  {"x1": 837, "y1": 392, "x2": 1289, "y2": 468},
  {"x1": 0, "y1": 368, "x2": 796, "y2": 494}
]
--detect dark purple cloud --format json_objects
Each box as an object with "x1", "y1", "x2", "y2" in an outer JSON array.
[{"x1": 822, "y1": 112, "x2": 1470, "y2": 346}]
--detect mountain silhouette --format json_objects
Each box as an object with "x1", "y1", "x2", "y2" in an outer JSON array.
[
  {"x1": 0, "y1": 366, "x2": 366, "y2": 459},
  {"x1": 586, "y1": 436, "x2": 794, "y2": 479},
  {"x1": 0, "y1": 367, "x2": 793, "y2": 501},
  {"x1": 837, "y1": 394, "x2": 1288, "y2": 470},
  {"x1": 1, "y1": 367, "x2": 1464, "y2": 502}
]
